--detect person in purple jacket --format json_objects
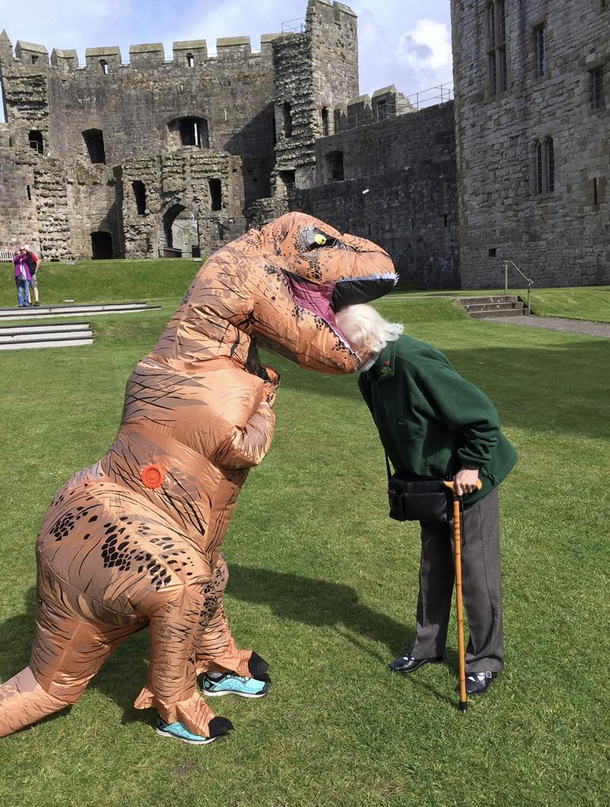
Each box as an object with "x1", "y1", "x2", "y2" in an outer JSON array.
[{"x1": 13, "y1": 244, "x2": 32, "y2": 307}]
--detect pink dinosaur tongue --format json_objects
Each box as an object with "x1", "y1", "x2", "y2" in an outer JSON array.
[{"x1": 287, "y1": 276, "x2": 341, "y2": 335}]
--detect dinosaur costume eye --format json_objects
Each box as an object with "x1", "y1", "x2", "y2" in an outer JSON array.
[{"x1": 301, "y1": 225, "x2": 343, "y2": 251}]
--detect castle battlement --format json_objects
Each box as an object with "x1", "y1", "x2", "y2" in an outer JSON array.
[
  {"x1": 4, "y1": 33, "x2": 294, "y2": 73},
  {"x1": 331, "y1": 85, "x2": 414, "y2": 133}
]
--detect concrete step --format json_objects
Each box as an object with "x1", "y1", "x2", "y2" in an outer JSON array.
[
  {"x1": 457, "y1": 295, "x2": 528, "y2": 319},
  {"x1": 0, "y1": 301, "x2": 160, "y2": 321},
  {"x1": 0, "y1": 337, "x2": 94, "y2": 350},
  {"x1": 458, "y1": 295, "x2": 521, "y2": 305},
  {"x1": 0, "y1": 321, "x2": 93, "y2": 350},
  {"x1": 0, "y1": 322, "x2": 90, "y2": 336},
  {"x1": 462, "y1": 301, "x2": 525, "y2": 313},
  {"x1": 468, "y1": 308, "x2": 526, "y2": 319}
]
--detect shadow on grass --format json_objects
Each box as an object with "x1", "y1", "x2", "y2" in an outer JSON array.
[
  {"x1": 1, "y1": 572, "x2": 464, "y2": 724},
  {"x1": 227, "y1": 565, "x2": 412, "y2": 660}
]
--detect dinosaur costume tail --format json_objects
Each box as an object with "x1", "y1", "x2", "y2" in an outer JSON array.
[{"x1": 0, "y1": 667, "x2": 70, "y2": 738}]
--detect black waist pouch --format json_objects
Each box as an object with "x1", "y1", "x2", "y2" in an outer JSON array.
[{"x1": 386, "y1": 455, "x2": 451, "y2": 523}]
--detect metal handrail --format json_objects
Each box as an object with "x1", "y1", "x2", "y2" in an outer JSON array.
[{"x1": 503, "y1": 260, "x2": 534, "y2": 314}]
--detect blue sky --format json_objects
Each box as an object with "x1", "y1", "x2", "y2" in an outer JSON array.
[{"x1": 1, "y1": 0, "x2": 453, "y2": 112}]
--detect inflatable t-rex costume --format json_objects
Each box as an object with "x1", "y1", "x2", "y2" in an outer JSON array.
[{"x1": 0, "y1": 212, "x2": 396, "y2": 739}]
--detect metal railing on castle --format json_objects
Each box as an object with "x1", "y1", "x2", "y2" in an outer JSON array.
[
  {"x1": 281, "y1": 18, "x2": 306, "y2": 34},
  {"x1": 331, "y1": 82, "x2": 454, "y2": 134},
  {"x1": 503, "y1": 259, "x2": 534, "y2": 314}
]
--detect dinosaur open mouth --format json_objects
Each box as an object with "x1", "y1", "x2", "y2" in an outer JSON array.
[{"x1": 286, "y1": 273, "x2": 397, "y2": 349}]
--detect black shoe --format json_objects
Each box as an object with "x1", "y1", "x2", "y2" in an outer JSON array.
[
  {"x1": 389, "y1": 653, "x2": 443, "y2": 673},
  {"x1": 465, "y1": 671, "x2": 497, "y2": 695}
]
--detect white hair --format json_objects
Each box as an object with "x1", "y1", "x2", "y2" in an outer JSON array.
[{"x1": 335, "y1": 304, "x2": 403, "y2": 355}]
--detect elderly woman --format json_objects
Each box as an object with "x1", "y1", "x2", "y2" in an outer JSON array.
[
  {"x1": 336, "y1": 304, "x2": 517, "y2": 695},
  {"x1": 13, "y1": 245, "x2": 32, "y2": 308}
]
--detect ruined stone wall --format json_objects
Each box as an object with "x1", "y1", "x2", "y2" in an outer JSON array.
[
  {"x1": 452, "y1": 0, "x2": 610, "y2": 288},
  {"x1": 121, "y1": 151, "x2": 245, "y2": 259},
  {"x1": 292, "y1": 102, "x2": 459, "y2": 289},
  {"x1": 0, "y1": 32, "x2": 281, "y2": 259},
  {"x1": 0, "y1": 127, "x2": 40, "y2": 253},
  {"x1": 2, "y1": 38, "x2": 277, "y2": 198}
]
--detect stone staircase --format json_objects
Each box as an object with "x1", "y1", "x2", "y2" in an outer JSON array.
[
  {"x1": 457, "y1": 295, "x2": 527, "y2": 319},
  {"x1": 0, "y1": 322, "x2": 93, "y2": 350},
  {"x1": 0, "y1": 301, "x2": 160, "y2": 322}
]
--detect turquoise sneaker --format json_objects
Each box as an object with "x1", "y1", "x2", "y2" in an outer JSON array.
[
  {"x1": 155, "y1": 715, "x2": 233, "y2": 745},
  {"x1": 202, "y1": 672, "x2": 269, "y2": 699}
]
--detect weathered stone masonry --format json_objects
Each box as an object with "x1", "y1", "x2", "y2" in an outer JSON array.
[
  {"x1": 0, "y1": 0, "x2": 459, "y2": 289},
  {"x1": 452, "y1": 0, "x2": 609, "y2": 288},
  {"x1": 1, "y1": 0, "x2": 606, "y2": 287}
]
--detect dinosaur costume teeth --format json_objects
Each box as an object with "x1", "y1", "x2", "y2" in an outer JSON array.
[{"x1": 0, "y1": 212, "x2": 397, "y2": 739}]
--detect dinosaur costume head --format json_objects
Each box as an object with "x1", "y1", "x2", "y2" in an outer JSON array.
[{"x1": 163, "y1": 212, "x2": 397, "y2": 375}]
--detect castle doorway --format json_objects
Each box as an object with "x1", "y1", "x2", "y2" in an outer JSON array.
[
  {"x1": 163, "y1": 204, "x2": 200, "y2": 258},
  {"x1": 91, "y1": 231, "x2": 114, "y2": 259}
]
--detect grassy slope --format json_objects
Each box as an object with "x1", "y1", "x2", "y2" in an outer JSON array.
[
  {"x1": 0, "y1": 259, "x2": 200, "y2": 308},
  {"x1": 3, "y1": 257, "x2": 608, "y2": 322},
  {"x1": 393, "y1": 286, "x2": 610, "y2": 323},
  {"x1": 0, "y1": 280, "x2": 609, "y2": 805}
]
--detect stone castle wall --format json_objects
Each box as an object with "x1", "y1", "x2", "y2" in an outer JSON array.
[
  {"x1": 292, "y1": 102, "x2": 459, "y2": 289},
  {"x1": 452, "y1": 0, "x2": 610, "y2": 288},
  {"x1": 2, "y1": 0, "x2": 606, "y2": 288}
]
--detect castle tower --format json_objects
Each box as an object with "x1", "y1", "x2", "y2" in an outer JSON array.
[
  {"x1": 452, "y1": 0, "x2": 610, "y2": 288},
  {"x1": 272, "y1": 0, "x2": 358, "y2": 191}
]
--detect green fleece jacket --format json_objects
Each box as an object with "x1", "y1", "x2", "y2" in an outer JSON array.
[{"x1": 358, "y1": 335, "x2": 517, "y2": 504}]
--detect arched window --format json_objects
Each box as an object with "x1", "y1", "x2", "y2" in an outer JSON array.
[
  {"x1": 533, "y1": 137, "x2": 555, "y2": 195},
  {"x1": 208, "y1": 179, "x2": 222, "y2": 211},
  {"x1": 546, "y1": 137, "x2": 555, "y2": 192},
  {"x1": 99, "y1": 59, "x2": 109, "y2": 75},
  {"x1": 29, "y1": 130, "x2": 43, "y2": 154},
  {"x1": 321, "y1": 106, "x2": 330, "y2": 136},
  {"x1": 169, "y1": 118, "x2": 209, "y2": 148},
  {"x1": 326, "y1": 151, "x2": 344, "y2": 182},
  {"x1": 83, "y1": 129, "x2": 106, "y2": 164},
  {"x1": 487, "y1": 0, "x2": 507, "y2": 96},
  {"x1": 132, "y1": 181, "x2": 146, "y2": 215},
  {"x1": 91, "y1": 231, "x2": 113, "y2": 259},
  {"x1": 282, "y1": 103, "x2": 293, "y2": 138}
]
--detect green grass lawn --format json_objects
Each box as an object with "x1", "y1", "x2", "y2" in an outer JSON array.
[
  {"x1": 0, "y1": 258, "x2": 200, "y2": 308},
  {"x1": 3, "y1": 257, "x2": 608, "y2": 322},
  {"x1": 394, "y1": 286, "x2": 610, "y2": 323},
  {"x1": 0, "y1": 275, "x2": 609, "y2": 805}
]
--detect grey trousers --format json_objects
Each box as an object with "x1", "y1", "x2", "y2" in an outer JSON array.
[{"x1": 410, "y1": 488, "x2": 504, "y2": 673}]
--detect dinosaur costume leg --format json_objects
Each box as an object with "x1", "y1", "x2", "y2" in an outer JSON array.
[
  {"x1": 133, "y1": 578, "x2": 221, "y2": 735},
  {"x1": 195, "y1": 555, "x2": 255, "y2": 677},
  {"x1": 193, "y1": 467, "x2": 257, "y2": 678},
  {"x1": 0, "y1": 570, "x2": 137, "y2": 737}
]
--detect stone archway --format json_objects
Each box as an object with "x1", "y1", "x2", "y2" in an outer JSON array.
[{"x1": 162, "y1": 203, "x2": 200, "y2": 258}]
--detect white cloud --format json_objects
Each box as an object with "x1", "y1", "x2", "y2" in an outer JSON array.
[
  {"x1": 398, "y1": 19, "x2": 452, "y2": 72},
  {"x1": 353, "y1": 2, "x2": 453, "y2": 100}
]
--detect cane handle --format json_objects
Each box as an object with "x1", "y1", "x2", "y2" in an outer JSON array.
[{"x1": 443, "y1": 479, "x2": 483, "y2": 493}]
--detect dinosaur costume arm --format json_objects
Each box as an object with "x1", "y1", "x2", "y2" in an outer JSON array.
[{"x1": 214, "y1": 399, "x2": 275, "y2": 470}]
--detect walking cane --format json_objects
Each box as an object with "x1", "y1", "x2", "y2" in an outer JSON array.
[{"x1": 443, "y1": 478, "x2": 482, "y2": 713}]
